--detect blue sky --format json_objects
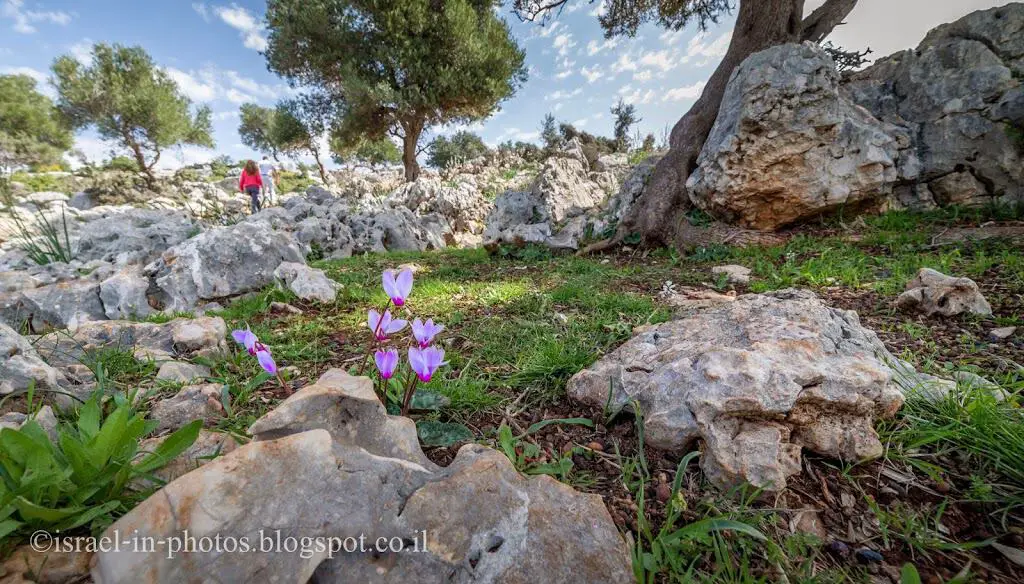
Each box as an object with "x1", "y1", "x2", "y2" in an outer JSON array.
[{"x1": 0, "y1": 0, "x2": 1007, "y2": 168}]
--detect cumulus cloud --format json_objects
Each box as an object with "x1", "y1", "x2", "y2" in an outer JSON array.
[
  {"x1": 580, "y1": 65, "x2": 603, "y2": 84},
  {"x1": 2, "y1": 0, "x2": 71, "y2": 34},
  {"x1": 586, "y1": 38, "x2": 618, "y2": 56},
  {"x1": 545, "y1": 87, "x2": 582, "y2": 101},
  {"x1": 552, "y1": 33, "x2": 575, "y2": 57},
  {"x1": 192, "y1": 2, "x2": 210, "y2": 21},
  {"x1": 497, "y1": 127, "x2": 540, "y2": 143},
  {"x1": 68, "y1": 39, "x2": 92, "y2": 65},
  {"x1": 163, "y1": 65, "x2": 293, "y2": 105},
  {"x1": 662, "y1": 81, "x2": 706, "y2": 102},
  {"x1": 213, "y1": 3, "x2": 267, "y2": 51},
  {"x1": 683, "y1": 31, "x2": 731, "y2": 66}
]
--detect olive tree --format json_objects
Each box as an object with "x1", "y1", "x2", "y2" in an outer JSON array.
[{"x1": 0, "y1": 74, "x2": 73, "y2": 181}]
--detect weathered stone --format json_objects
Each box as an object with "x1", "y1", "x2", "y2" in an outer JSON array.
[
  {"x1": 687, "y1": 42, "x2": 903, "y2": 230},
  {"x1": 567, "y1": 289, "x2": 905, "y2": 490},
  {"x1": 144, "y1": 221, "x2": 305, "y2": 311},
  {"x1": 989, "y1": 326, "x2": 1017, "y2": 341},
  {"x1": 75, "y1": 208, "x2": 199, "y2": 266},
  {"x1": 1, "y1": 278, "x2": 107, "y2": 331},
  {"x1": 149, "y1": 383, "x2": 224, "y2": 432},
  {"x1": 99, "y1": 268, "x2": 153, "y2": 320},
  {"x1": 134, "y1": 430, "x2": 238, "y2": 488},
  {"x1": 0, "y1": 406, "x2": 57, "y2": 442},
  {"x1": 94, "y1": 370, "x2": 632, "y2": 583},
  {"x1": 895, "y1": 268, "x2": 992, "y2": 316},
  {"x1": 155, "y1": 361, "x2": 211, "y2": 383},
  {"x1": 0, "y1": 321, "x2": 66, "y2": 397},
  {"x1": 2, "y1": 540, "x2": 92, "y2": 584},
  {"x1": 273, "y1": 262, "x2": 339, "y2": 303},
  {"x1": 712, "y1": 265, "x2": 752, "y2": 285}
]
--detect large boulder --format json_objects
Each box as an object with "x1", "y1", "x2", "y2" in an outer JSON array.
[
  {"x1": 144, "y1": 222, "x2": 305, "y2": 311},
  {"x1": 568, "y1": 289, "x2": 906, "y2": 491},
  {"x1": 0, "y1": 277, "x2": 107, "y2": 331},
  {"x1": 273, "y1": 262, "x2": 339, "y2": 303},
  {"x1": 75, "y1": 208, "x2": 199, "y2": 266},
  {"x1": 93, "y1": 369, "x2": 632, "y2": 583},
  {"x1": 843, "y1": 4, "x2": 1023, "y2": 208},
  {"x1": 687, "y1": 42, "x2": 906, "y2": 230},
  {"x1": 0, "y1": 321, "x2": 66, "y2": 397}
]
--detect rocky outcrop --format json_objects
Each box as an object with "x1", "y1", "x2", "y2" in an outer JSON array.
[
  {"x1": 273, "y1": 262, "x2": 339, "y2": 303},
  {"x1": 567, "y1": 290, "x2": 906, "y2": 491},
  {"x1": 0, "y1": 321, "x2": 66, "y2": 398},
  {"x1": 93, "y1": 369, "x2": 632, "y2": 583},
  {"x1": 844, "y1": 4, "x2": 1024, "y2": 209},
  {"x1": 686, "y1": 4, "x2": 1023, "y2": 231},
  {"x1": 687, "y1": 42, "x2": 906, "y2": 230},
  {"x1": 75, "y1": 208, "x2": 199, "y2": 266},
  {"x1": 896, "y1": 268, "x2": 993, "y2": 316},
  {"x1": 144, "y1": 222, "x2": 305, "y2": 311}
]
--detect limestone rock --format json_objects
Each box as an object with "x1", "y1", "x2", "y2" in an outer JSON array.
[
  {"x1": 1, "y1": 278, "x2": 107, "y2": 331},
  {"x1": 94, "y1": 369, "x2": 631, "y2": 583},
  {"x1": 567, "y1": 289, "x2": 905, "y2": 491},
  {"x1": 711, "y1": 265, "x2": 752, "y2": 285},
  {"x1": 149, "y1": 383, "x2": 224, "y2": 432},
  {"x1": 134, "y1": 430, "x2": 238, "y2": 487},
  {"x1": 2, "y1": 540, "x2": 92, "y2": 584},
  {"x1": 0, "y1": 321, "x2": 65, "y2": 397},
  {"x1": 273, "y1": 262, "x2": 339, "y2": 303},
  {"x1": 75, "y1": 208, "x2": 199, "y2": 266},
  {"x1": 155, "y1": 361, "x2": 210, "y2": 383},
  {"x1": 687, "y1": 42, "x2": 903, "y2": 230},
  {"x1": 99, "y1": 267, "x2": 153, "y2": 320},
  {"x1": 895, "y1": 268, "x2": 992, "y2": 316}
]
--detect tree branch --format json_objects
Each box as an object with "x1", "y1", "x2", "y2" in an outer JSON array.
[{"x1": 800, "y1": 0, "x2": 859, "y2": 43}]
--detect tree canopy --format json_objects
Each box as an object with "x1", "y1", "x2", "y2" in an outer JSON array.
[
  {"x1": 331, "y1": 136, "x2": 402, "y2": 168},
  {"x1": 611, "y1": 99, "x2": 640, "y2": 152},
  {"x1": 427, "y1": 131, "x2": 490, "y2": 169},
  {"x1": 51, "y1": 43, "x2": 213, "y2": 183},
  {"x1": 0, "y1": 74, "x2": 73, "y2": 177},
  {"x1": 271, "y1": 94, "x2": 335, "y2": 182},
  {"x1": 238, "y1": 103, "x2": 282, "y2": 161},
  {"x1": 265, "y1": 0, "x2": 528, "y2": 181}
]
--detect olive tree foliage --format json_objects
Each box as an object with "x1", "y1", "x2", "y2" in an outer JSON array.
[
  {"x1": 427, "y1": 131, "x2": 490, "y2": 169},
  {"x1": 331, "y1": 136, "x2": 402, "y2": 169},
  {"x1": 238, "y1": 103, "x2": 283, "y2": 161},
  {"x1": 540, "y1": 113, "x2": 560, "y2": 154},
  {"x1": 51, "y1": 43, "x2": 214, "y2": 185},
  {"x1": 610, "y1": 99, "x2": 640, "y2": 152},
  {"x1": 265, "y1": 0, "x2": 528, "y2": 182},
  {"x1": 0, "y1": 74, "x2": 73, "y2": 184},
  {"x1": 271, "y1": 94, "x2": 335, "y2": 183},
  {"x1": 514, "y1": 0, "x2": 862, "y2": 247}
]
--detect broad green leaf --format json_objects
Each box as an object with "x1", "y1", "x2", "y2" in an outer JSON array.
[
  {"x1": 523, "y1": 417, "x2": 594, "y2": 436},
  {"x1": 88, "y1": 404, "x2": 131, "y2": 468},
  {"x1": 57, "y1": 500, "x2": 121, "y2": 532},
  {"x1": 417, "y1": 421, "x2": 473, "y2": 447},
  {"x1": 14, "y1": 496, "x2": 87, "y2": 522},
  {"x1": 77, "y1": 398, "x2": 101, "y2": 439},
  {"x1": 900, "y1": 563, "x2": 922, "y2": 584},
  {"x1": 134, "y1": 420, "x2": 202, "y2": 475},
  {"x1": 410, "y1": 390, "x2": 450, "y2": 412},
  {"x1": 0, "y1": 518, "x2": 21, "y2": 540},
  {"x1": 663, "y1": 518, "x2": 767, "y2": 546}
]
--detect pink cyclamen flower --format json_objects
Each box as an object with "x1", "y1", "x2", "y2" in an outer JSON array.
[
  {"x1": 368, "y1": 309, "x2": 407, "y2": 341},
  {"x1": 412, "y1": 318, "x2": 445, "y2": 349},
  {"x1": 256, "y1": 348, "x2": 277, "y2": 375},
  {"x1": 231, "y1": 328, "x2": 258, "y2": 355},
  {"x1": 382, "y1": 268, "x2": 413, "y2": 306},
  {"x1": 374, "y1": 349, "x2": 399, "y2": 379},
  {"x1": 408, "y1": 346, "x2": 446, "y2": 383}
]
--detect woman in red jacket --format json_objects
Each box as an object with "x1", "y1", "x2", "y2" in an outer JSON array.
[{"x1": 239, "y1": 160, "x2": 264, "y2": 213}]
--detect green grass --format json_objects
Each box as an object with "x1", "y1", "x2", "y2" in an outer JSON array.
[{"x1": 9, "y1": 172, "x2": 66, "y2": 193}]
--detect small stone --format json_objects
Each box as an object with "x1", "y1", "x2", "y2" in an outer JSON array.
[
  {"x1": 269, "y1": 301, "x2": 303, "y2": 315},
  {"x1": 827, "y1": 540, "x2": 851, "y2": 557},
  {"x1": 2, "y1": 540, "x2": 93, "y2": 583},
  {"x1": 855, "y1": 548, "x2": 884, "y2": 564},
  {"x1": 711, "y1": 265, "x2": 752, "y2": 285},
  {"x1": 156, "y1": 361, "x2": 211, "y2": 383},
  {"x1": 586, "y1": 441, "x2": 604, "y2": 452},
  {"x1": 989, "y1": 326, "x2": 1017, "y2": 341},
  {"x1": 149, "y1": 383, "x2": 224, "y2": 432},
  {"x1": 792, "y1": 509, "x2": 827, "y2": 539},
  {"x1": 655, "y1": 481, "x2": 672, "y2": 503},
  {"x1": 273, "y1": 262, "x2": 340, "y2": 303}
]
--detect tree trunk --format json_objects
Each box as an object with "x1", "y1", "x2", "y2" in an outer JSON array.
[
  {"x1": 401, "y1": 120, "x2": 423, "y2": 182},
  {"x1": 619, "y1": 0, "x2": 857, "y2": 247},
  {"x1": 128, "y1": 139, "x2": 156, "y2": 187}
]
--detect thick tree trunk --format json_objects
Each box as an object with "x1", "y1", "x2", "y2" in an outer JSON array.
[
  {"x1": 618, "y1": 0, "x2": 858, "y2": 248},
  {"x1": 401, "y1": 120, "x2": 423, "y2": 182}
]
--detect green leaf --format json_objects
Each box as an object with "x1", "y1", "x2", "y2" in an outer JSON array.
[
  {"x1": 409, "y1": 390, "x2": 450, "y2": 412},
  {"x1": 14, "y1": 497, "x2": 87, "y2": 522},
  {"x1": 523, "y1": 417, "x2": 594, "y2": 436},
  {"x1": 57, "y1": 500, "x2": 121, "y2": 532},
  {"x1": 663, "y1": 518, "x2": 767, "y2": 546},
  {"x1": 77, "y1": 398, "x2": 101, "y2": 439},
  {"x1": 417, "y1": 421, "x2": 474, "y2": 448},
  {"x1": 900, "y1": 563, "x2": 922, "y2": 584},
  {"x1": 497, "y1": 424, "x2": 516, "y2": 461},
  {"x1": 0, "y1": 518, "x2": 22, "y2": 540},
  {"x1": 133, "y1": 420, "x2": 202, "y2": 475}
]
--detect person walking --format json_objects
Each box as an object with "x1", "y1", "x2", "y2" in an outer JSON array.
[
  {"x1": 259, "y1": 155, "x2": 278, "y2": 205},
  {"x1": 239, "y1": 160, "x2": 264, "y2": 214}
]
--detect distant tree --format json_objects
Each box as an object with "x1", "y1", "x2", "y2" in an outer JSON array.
[
  {"x1": 265, "y1": 0, "x2": 527, "y2": 182},
  {"x1": 103, "y1": 155, "x2": 141, "y2": 172},
  {"x1": 822, "y1": 42, "x2": 873, "y2": 73},
  {"x1": 51, "y1": 43, "x2": 213, "y2": 185},
  {"x1": 238, "y1": 103, "x2": 283, "y2": 161},
  {"x1": 427, "y1": 131, "x2": 490, "y2": 169},
  {"x1": 331, "y1": 136, "x2": 402, "y2": 168},
  {"x1": 610, "y1": 99, "x2": 641, "y2": 152},
  {"x1": 271, "y1": 94, "x2": 334, "y2": 182},
  {"x1": 558, "y1": 123, "x2": 616, "y2": 167},
  {"x1": 540, "y1": 113, "x2": 560, "y2": 154},
  {"x1": 641, "y1": 133, "x2": 656, "y2": 153},
  {"x1": 499, "y1": 140, "x2": 542, "y2": 162},
  {"x1": 514, "y1": 0, "x2": 862, "y2": 245},
  {"x1": 0, "y1": 74, "x2": 73, "y2": 182}
]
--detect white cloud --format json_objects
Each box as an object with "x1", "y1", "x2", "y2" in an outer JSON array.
[
  {"x1": 69, "y1": 39, "x2": 92, "y2": 65},
  {"x1": 662, "y1": 81, "x2": 706, "y2": 102},
  {"x1": 585, "y1": 38, "x2": 618, "y2": 56},
  {"x1": 212, "y1": 110, "x2": 239, "y2": 121},
  {"x1": 572, "y1": 116, "x2": 589, "y2": 127},
  {"x1": 545, "y1": 87, "x2": 582, "y2": 101},
  {"x1": 588, "y1": 0, "x2": 606, "y2": 17},
  {"x1": 0, "y1": 65, "x2": 45, "y2": 84},
  {"x1": 580, "y1": 65, "x2": 603, "y2": 84},
  {"x1": 633, "y1": 70, "x2": 652, "y2": 82},
  {"x1": 2, "y1": 0, "x2": 70, "y2": 34},
  {"x1": 497, "y1": 127, "x2": 540, "y2": 143},
  {"x1": 213, "y1": 3, "x2": 267, "y2": 51},
  {"x1": 638, "y1": 50, "x2": 674, "y2": 72},
  {"x1": 164, "y1": 67, "x2": 218, "y2": 102},
  {"x1": 683, "y1": 31, "x2": 731, "y2": 65},
  {"x1": 192, "y1": 2, "x2": 210, "y2": 21},
  {"x1": 552, "y1": 33, "x2": 575, "y2": 57},
  {"x1": 619, "y1": 85, "x2": 656, "y2": 104},
  {"x1": 162, "y1": 65, "x2": 292, "y2": 105},
  {"x1": 610, "y1": 53, "x2": 637, "y2": 74}
]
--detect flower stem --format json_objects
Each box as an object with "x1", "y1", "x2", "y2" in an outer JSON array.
[
  {"x1": 276, "y1": 371, "x2": 292, "y2": 396},
  {"x1": 357, "y1": 299, "x2": 392, "y2": 376},
  {"x1": 400, "y1": 375, "x2": 419, "y2": 417}
]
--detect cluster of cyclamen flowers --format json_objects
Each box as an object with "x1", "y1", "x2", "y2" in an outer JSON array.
[
  {"x1": 230, "y1": 328, "x2": 292, "y2": 395},
  {"x1": 361, "y1": 268, "x2": 447, "y2": 415}
]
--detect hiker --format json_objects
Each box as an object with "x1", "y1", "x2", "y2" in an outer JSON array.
[
  {"x1": 239, "y1": 160, "x2": 264, "y2": 214},
  {"x1": 259, "y1": 155, "x2": 278, "y2": 204}
]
